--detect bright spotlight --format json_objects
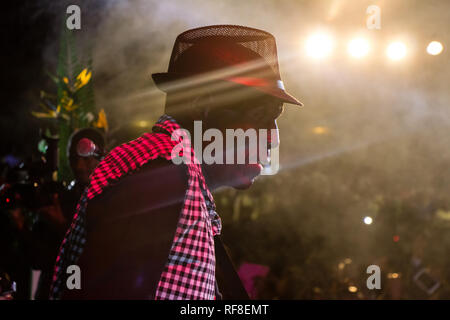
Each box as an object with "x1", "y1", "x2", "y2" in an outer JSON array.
[
  {"x1": 386, "y1": 42, "x2": 407, "y2": 61},
  {"x1": 312, "y1": 126, "x2": 329, "y2": 135},
  {"x1": 348, "y1": 38, "x2": 370, "y2": 58},
  {"x1": 305, "y1": 32, "x2": 334, "y2": 59},
  {"x1": 348, "y1": 286, "x2": 358, "y2": 293},
  {"x1": 137, "y1": 121, "x2": 149, "y2": 128},
  {"x1": 427, "y1": 41, "x2": 443, "y2": 56},
  {"x1": 363, "y1": 216, "x2": 373, "y2": 225}
]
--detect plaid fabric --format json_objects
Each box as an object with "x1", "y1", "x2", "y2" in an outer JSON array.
[{"x1": 50, "y1": 115, "x2": 221, "y2": 300}]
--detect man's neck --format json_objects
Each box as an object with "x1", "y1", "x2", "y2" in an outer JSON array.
[{"x1": 165, "y1": 112, "x2": 224, "y2": 191}]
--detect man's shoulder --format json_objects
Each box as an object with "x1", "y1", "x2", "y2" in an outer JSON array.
[
  {"x1": 96, "y1": 157, "x2": 188, "y2": 204},
  {"x1": 87, "y1": 158, "x2": 188, "y2": 224},
  {"x1": 88, "y1": 130, "x2": 178, "y2": 197},
  {"x1": 107, "y1": 131, "x2": 175, "y2": 159},
  {"x1": 122, "y1": 157, "x2": 188, "y2": 190}
]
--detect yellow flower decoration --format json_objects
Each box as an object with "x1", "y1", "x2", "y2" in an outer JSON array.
[
  {"x1": 60, "y1": 95, "x2": 78, "y2": 111},
  {"x1": 33, "y1": 69, "x2": 92, "y2": 123},
  {"x1": 74, "y1": 68, "x2": 92, "y2": 90},
  {"x1": 93, "y1": 108, "x2": 108, "y2": 131},
  {"x1": 32, "y1": 101, "x2": 70, "y2": 121},
  {"x1": 32, "y1": 111, "x2": 57, "y2": 119}
]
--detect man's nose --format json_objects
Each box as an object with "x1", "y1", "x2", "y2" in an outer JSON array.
[{"x1": 267, "y1": 120, "x2": 280, "y2": 149}]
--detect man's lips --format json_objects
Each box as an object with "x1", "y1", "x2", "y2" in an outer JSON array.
[
  {"x1": 246, "y1": 162, "x2": 264, "y2": 178},
  {"x1": 246, "y1": 149, "x2": 269, "y2": 168}
]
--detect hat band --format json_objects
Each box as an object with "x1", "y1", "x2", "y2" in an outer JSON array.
[{"x1": 226, "y1": 77, "x2": 285, "y2": 90}]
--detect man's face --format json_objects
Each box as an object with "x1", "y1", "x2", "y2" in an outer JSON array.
[
  {"x1": 71, "y1": 155, "x2": 100, "y2": 185},
  {"x1": 202, "y1": 94, "x2": 283, "y2": 189}
]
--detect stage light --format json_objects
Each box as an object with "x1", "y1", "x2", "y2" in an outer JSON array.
[
  {"x1": 312, "y1": 126, "x2": 329, "y2": 135},
  {"x1": 363, "y1": 216, "x2": 373, "y2": 225},
  {"x1": 305, "y1": 32, "x2": 334, "y2": 59},
  {"x1": 137, "y1": 120, "x2": 149, "y2": 128},
  {"x1": 427, "y1": 41, "x2": 443, "y2": 56},
  {"x1": 348, "y1": 286, "x2": 358, "y2": 293},
  {"x1": 386, "y1": 42, "x2": 407, "y2": 61},
  {"x1": 347, "y1": 38, "x2": 370, "y2": 58}
]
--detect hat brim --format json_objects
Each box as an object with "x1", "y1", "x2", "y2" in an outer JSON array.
[{"x1": 152, "y1": 72, "x2": 303, "y2": 106}]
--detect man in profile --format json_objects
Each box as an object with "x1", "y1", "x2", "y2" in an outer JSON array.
[{"x1": 50, "y1": 25, "x2": 303, "y2": 300}]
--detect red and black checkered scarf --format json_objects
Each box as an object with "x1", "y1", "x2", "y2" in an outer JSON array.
[{"x1": 50, "y1": 115, "x2": 221, "y2": 299}]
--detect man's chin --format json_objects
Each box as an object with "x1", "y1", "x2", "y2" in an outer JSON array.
[
  {"x1": 232, "y1": 179, "x2": 254, "y2": 190},
  {"x1": 230, "y1": 164, "x2": 262, "y2": 190}
]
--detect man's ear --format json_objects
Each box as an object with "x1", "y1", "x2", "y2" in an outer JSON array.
[
  {"x1": 202, "y1": 102, "x2": 212, "y2": 120},
  {"x1": 191, "y1": 92, "x2": 214, "y2": 120}
]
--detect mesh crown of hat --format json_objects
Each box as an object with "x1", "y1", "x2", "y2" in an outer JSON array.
[{"x1": 168, "y1": 25, "x2": 280, "y2": 75}]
